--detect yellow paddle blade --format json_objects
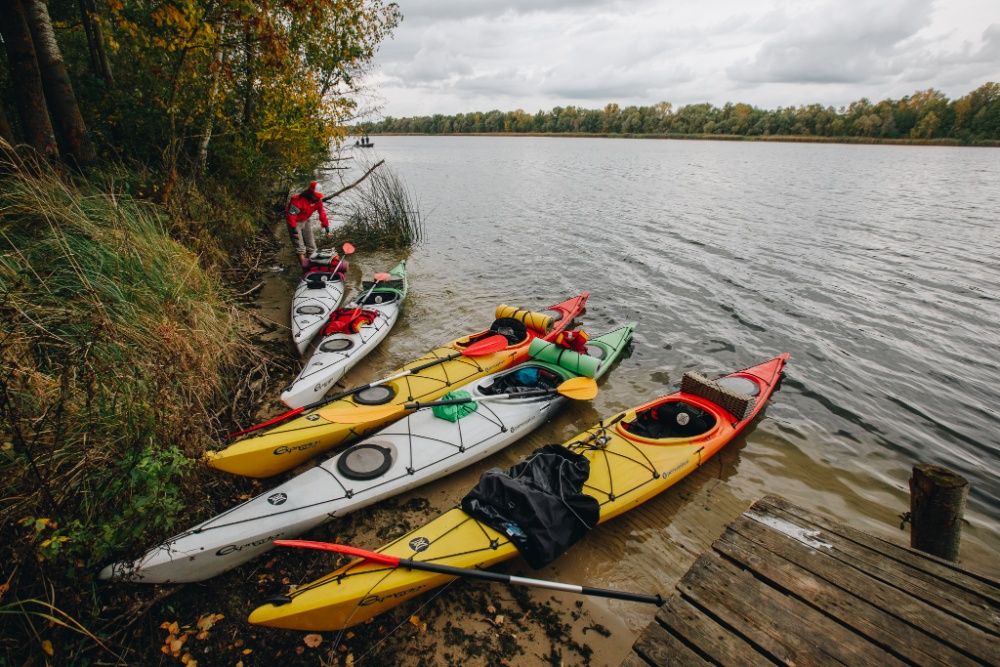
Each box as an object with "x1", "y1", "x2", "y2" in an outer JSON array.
[
  {"x1": 557, "y1": 376, "x2": 598, "y2": 400},
  {"x1": 317, "y1": 403, "x2": 407, "y2": 425}
]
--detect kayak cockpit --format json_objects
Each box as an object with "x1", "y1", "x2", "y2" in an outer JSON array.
[
  {"x1": 622, "y1": 399, "x2": 717, "y2": 439},
  {"x1": 480, "y1": 365, "x2": 563, "y2": 395}
]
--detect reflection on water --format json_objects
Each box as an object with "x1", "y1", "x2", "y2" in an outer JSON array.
[{"x1": 272, "y1": 136, "x2": 998, "y2": 639}]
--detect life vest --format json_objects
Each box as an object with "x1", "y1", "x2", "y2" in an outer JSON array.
[{"x1": 322, "y1": 308, "x2": 379, "y2": 336}]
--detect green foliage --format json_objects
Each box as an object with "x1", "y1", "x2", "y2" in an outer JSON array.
[
  {"x1": 0, "y1": 147, "x2": 241, "y2": 596},
  {"x1": 369, "y1": 82, "x2": 1000, "y2": 144}
]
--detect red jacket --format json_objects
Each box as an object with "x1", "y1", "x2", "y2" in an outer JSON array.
[{"x1": 286, "y1": 194, "x2": 329, "y2": 229}]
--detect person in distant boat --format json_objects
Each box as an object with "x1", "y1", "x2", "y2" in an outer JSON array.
[{"x1": 285, "y1": 181, "x2": 330, "y2": 268}]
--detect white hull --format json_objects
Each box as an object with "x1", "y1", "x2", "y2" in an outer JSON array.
[
  {"x1": 291, "y1": 274, "x2": 345, "y2": 355},
  {"x1": 281, "y1": 298, "x2": 402, "y2": 408}
]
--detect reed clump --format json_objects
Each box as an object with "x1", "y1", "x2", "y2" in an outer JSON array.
[
  {"x1": 337, "y1": 164, "x2": 424, "y2": 250},
  {"x1": 0, "y1": 145, "x2": 249, "y2": 657}
]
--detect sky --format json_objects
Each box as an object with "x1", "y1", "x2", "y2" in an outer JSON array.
[{"x1": 361, "y1": 0, "x2": 1000, "y2": 117}]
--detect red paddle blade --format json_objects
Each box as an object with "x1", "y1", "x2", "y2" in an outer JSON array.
[
  {"x1": 462, "y1": 334, "x2": 508, "y2": 356},
  {"x1": 227, "y1": 407, "x2": 305, "y2": 439},
  {"x1": 342, "y1": 242, "x2": 355, "y2": 255},
  {"x1": 273, "y1": 540, "x2": 400, "y2": 567}
]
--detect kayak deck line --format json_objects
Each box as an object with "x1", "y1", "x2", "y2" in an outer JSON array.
[{"x1": 624, "y1": 494, "x2": 1000, "y2": 666}]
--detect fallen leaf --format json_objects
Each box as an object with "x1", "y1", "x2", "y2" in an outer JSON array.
[
  {"x1": 303, "y1": 634, "x2": 323, "y2": 648},
  {"x1": 345, "y1": 631, "x2": 355, "y2": 640},
  {"x1": 0, "y1": 583, "x2": 9, "y2": 600},
  {"x1": 345, "y1": 654, "x2": 354, "y2": 667},
  {"x1": 242, "y1": 648, "x2": 252, "y2": 655},
  {"x1": 486, "y1": 604, "x2": 496, "y2": 614},
  {"x1": 196, "y1": 613, "x2": 224, "y2": 632},
  {"x1": 408, "y1": 615, "x2": 420, "y2": 627},
  {"x1": 196, "y1": 631, "x2": 208, "y2": 641},
  {"x1": 41, "y1": 640, "x2": 54, "y2": 657},
  {"x1": 494, "y1": 614, "x2": 505, "y2": 626},
  {"x1": 170, "y1": 637, "x2": 185, "y2": 655}
]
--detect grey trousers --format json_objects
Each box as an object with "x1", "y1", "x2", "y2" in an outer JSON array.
[{"x1": 287, "y1": 219, "x2": 317, "y2": 257}]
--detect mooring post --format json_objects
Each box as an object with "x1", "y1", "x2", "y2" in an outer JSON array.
[{"x1": 908, "y1": 463, "x2": 969, "y2": 561}]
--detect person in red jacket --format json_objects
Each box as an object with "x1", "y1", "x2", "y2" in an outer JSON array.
[{"x1": 286, "y1": 181, "x2": 330, "y2": 268}]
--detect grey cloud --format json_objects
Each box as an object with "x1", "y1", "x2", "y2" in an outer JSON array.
[
  {"x1": 395, "y1": 0, "x2": 634, "y2": 22},
  {"x1": 727, "y1": 0, "x2": 935, "y2": 84}
]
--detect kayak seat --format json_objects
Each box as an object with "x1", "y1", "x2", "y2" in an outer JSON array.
[
  {"x1": 358, "y1": 289, "x2": 398, "y2": 306},
  {"x1": 489, "y1": 317, "x2": 528, "y2": 345},
  {"x1": 624, "y1": 400, "x2": 716, "y2": 439},
  {"x1": 680, "y1": 371, "x2": 756, "y2": 421},
  {"x1": 480, "y1": 366, "x2": 562, "y2": 396}
]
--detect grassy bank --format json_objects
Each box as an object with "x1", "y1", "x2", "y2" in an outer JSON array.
[
  {"x1": 373, "y1": 131, "x2": 1000, "y2": 147},
  {"x1": 0, "y1": 145, "x2": 272, "y2": 662}
]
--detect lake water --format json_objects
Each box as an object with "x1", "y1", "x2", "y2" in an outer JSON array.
[{"x1": 303, "y1": 135, "x2": 998, "y2": 658}]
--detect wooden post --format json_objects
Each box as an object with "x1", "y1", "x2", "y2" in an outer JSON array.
[{"x1": 908, "y1": 464, "x2": 968, "y2": 562}]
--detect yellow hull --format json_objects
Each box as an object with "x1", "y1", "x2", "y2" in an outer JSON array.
[
  {"x1": 249, "y1": 355, "x2": 787, "y2": 630},
  {"x1": 207, "y1": 294, "x2": 588, "y2": 478}
]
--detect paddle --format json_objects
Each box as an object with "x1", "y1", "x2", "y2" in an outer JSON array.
[
  {"x1": 226, "y1": 334, "x2": 510, "y2": 439},
  {"x1": 317, "y1": 376, "x2": 598, "y2": 424},
  {"x1": 273, "y1": 540, "x2": 664, "y2": 606},
  {"x1": 327, "y1": 242, "x2": 354, "y2": 276}
]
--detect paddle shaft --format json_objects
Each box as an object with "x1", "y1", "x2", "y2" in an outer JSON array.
[
  {"x1": 272, "y1": 541, "x2": 662, "y2": 606},
  {"x1": 404, "y1": 389, "x2": 554, "y2": 409},
  {"x1": 227, "y1": 341, "x2": 503, "y2": 438},
  {"x1": 398, "y1": 557, "x2": 663, "y2": 605}
]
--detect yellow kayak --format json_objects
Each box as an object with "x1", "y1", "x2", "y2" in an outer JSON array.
[
  {"x1": 248, "y1": 353, "x2": 788, "y2": 630},
  {"x1": 207, "y1": 293, "x2": 589, "y2": 478}
]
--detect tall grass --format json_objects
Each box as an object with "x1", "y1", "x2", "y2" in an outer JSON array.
[
  {"x1": 337, "y1": 164, "x2": 424, "y2": 250},
  {"x1": 0, "y1": 145, "x2": 248, "y2": 660}
]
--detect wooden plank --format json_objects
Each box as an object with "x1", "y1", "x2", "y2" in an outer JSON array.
[
  {"x1": 749, "y1": 498, "x2": 1000, "y2": 635},
  {"x1": 632, "y1": 619, "x2": 711, "y2": 667},
  {"x1": 727, "y1": 513, "x2": 997, "y2": 664},
  {"x1": 715, "y1": 527, "x2": 978, "y2": 667},
  {"x1": 758, "y1": 495, "x2": 1000, "y2": 605},
  {"x1": 655, "y1": 594, "x2": 773, "y2": 667},
  {"x1": 677, "y1": 551, "x2": 905, "y2": 666}
]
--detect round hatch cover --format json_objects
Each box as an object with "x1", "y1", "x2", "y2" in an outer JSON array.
[
  {"x1": 354, "y1": 385, "x2": 396, "y2": 405},
  {"x1": 296, "y1": 304, "x2": 324, "y2": 315},
  {"x1": 336, "y1": 443, "x2": 393, "y2": 480},
  {"x1": 320, "y1": 338, "x2": 353, "y2": 352},
  {"x1": 717, "y1": 376, "x2": 760, "y2": 397},
  {"x1": 585, "y1": 344, "x2": 606, "y2": 359}
]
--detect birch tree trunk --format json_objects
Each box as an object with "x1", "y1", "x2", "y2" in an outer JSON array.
[
  {"x1": 0, "y1": 0, "x2": 58, "y2": 159},
  {"x1": 24, "y1": 0, "x2": 96, "y2": 165},
  {"x1": 197, "y1": 22, "x2": 226, "y2": 174}
]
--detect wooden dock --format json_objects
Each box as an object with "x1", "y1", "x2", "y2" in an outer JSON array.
[{"x1": 623, "y1": 495, "x2": 999, "y2": 666}]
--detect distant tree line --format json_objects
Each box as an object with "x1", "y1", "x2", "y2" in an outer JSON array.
[{"x1": 368, "y1": 83, "x2": 1000, "y2": 143}]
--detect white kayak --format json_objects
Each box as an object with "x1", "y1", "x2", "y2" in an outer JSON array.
[
  {"x1": 98, "y1": 324, "x2": 634, "y2": 583},
  {"x1": 282, "y1": 261, "x2": 407, "y2": 408},
  {"x1": 291, "y1": 249, "x2": 348, "y2": 355}
]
